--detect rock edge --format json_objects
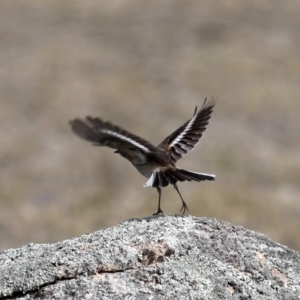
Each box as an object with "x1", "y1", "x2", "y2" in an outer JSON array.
[{"x1": 1, "y1": 215, "x2": 300, "y2": 299}]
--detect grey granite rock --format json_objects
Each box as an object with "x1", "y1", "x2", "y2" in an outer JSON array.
[{"x1": 1, "y1": 215, "x2": 300, "y2": 299}]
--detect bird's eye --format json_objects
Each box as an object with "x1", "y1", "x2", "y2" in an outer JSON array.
[{"x1": 129, "y1": 147, "x2": 136, "y2": 151}]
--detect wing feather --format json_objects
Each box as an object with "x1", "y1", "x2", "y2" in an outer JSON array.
[
  {"x1": 158, "y1": 98, "x2": 216, "y2": 163},
  {"x1": 70, "y1": 117, "x2": 169, "y2": 165}
]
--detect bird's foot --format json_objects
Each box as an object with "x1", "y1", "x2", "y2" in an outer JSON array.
[
  {"x1": 179, "y1": 203, "x2": 189, "y2": 216},
  {"x1": 153, "y1": 208, "x2": 164, "y2": 216}
]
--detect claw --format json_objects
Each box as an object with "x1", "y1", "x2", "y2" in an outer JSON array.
[{"x1": 174, "y1": 183, "x2": 189, "y2": 215}]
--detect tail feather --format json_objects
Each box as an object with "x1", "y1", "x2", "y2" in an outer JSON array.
[
  {"x1": 177, "y1": 169, "x2": 215, "y2": 182},
  {"x1": 158, "y1": 172, "x2": 169, "y2": 187},
  {"x1": 164, "y1": 170, "x2": 181, "y2": 184},
  {"x1": 167, "y1": 169, "x2": 186, "y2": 182},
  {"x1": 144, "y1": 168, "x2": 215, "y2": 188}
]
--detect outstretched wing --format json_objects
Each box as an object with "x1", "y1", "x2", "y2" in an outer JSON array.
[
  {"x1": 70, "y1": 117, "x2": 169, "y2": 165},
  {"x1": 158, "y1": 98, "x2": 216, "y2": 163}
]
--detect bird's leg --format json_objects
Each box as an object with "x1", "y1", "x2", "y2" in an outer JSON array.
[
  {"x1": 153, "y1": 187, "x2": 163, "y2": 215},
  {"x1": 173, "y1": 183, "x2": 189, "y2": 215}
]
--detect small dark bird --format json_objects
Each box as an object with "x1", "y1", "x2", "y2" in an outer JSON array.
[{"x1": 70, "y1": 98, "x2": 216, "y2": 215}]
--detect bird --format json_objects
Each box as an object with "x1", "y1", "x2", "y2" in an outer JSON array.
[{"x1": 69, "y1": 98, "x2": 216, "y2": 215}]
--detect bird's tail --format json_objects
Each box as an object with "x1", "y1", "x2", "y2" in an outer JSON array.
[{"x1": 144, "y1": 168, "x2": 215, "y2": 188}]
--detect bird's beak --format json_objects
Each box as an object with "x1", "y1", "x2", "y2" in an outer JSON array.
[{"x1": 114, "y1": 150, "x2": 119, "y2": 153}]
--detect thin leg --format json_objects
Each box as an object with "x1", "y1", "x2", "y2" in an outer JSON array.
[
  {"x1": 153, "y1": 187, "x2": 163, "y2": 215},
  {"x1": 173, "y1": 183, "x2": 189, "y2": 215}
]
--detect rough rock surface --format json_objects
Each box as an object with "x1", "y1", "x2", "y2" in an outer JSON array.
[{"x1": 0, "y1": 215, "x2": 300, "y2": 300}]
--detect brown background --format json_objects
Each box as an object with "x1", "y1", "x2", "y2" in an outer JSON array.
[{"x1": 0, "y1": 0, "x2": 299, "y2": 251}]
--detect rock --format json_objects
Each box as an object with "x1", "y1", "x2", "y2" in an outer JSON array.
[{"x1": 0, "y1": 215, "x2": 300, "y2": 299}]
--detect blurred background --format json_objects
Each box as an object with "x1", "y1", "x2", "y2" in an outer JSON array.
[{"x1": 0, "y1": 0, "x2": 299, "y2": 251}]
